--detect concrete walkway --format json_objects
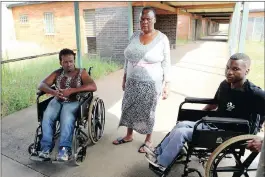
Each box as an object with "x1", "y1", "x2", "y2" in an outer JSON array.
[
  {"x1": 1, "y1": 39, "x2": 260, "y2": 177},
  {"x1": 200, "y1": 31, "x2": 228, "y2": 42}
]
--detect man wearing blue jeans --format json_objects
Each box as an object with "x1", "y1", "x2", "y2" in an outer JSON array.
[
  {"x1": 144, "y1": 53, "x2": 265, "y2": 171},
  {"x1": 38, "y1": 49, "x2": 97, "y2": 161}
]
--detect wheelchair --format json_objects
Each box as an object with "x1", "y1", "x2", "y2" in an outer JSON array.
[
  {"x1": 28, "y1": 67, "x2": 106, "y2": 165},
  {"x1": 148, "y1": 97, "x2": 262, "y2": 177}
]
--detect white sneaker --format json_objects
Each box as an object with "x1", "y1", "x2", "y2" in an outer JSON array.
[
  {"x1": 144, "y1": 145, "x2": 157, "y2": 157},
  {"x1": 145, "y1": 154, "x2": 166, "y2": 171}
]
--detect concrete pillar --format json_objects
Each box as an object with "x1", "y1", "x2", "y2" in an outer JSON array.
[
  {"x1": 238, "y1": 2, "x2": 249, "y2": 53},
  {"x1": 230, "y1": 2, "x2": 242, "y2": 55},
  {"x1": 127, "y1": 2, "x2": 133, "y2": 39}
]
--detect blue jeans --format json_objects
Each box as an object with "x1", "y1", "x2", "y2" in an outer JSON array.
[
  {"x1": 40, "y1": 98, "x2": 80, "y2": 151},
  {"x1": 155, "y1": 121, "x2": 209, "y2": 167}
]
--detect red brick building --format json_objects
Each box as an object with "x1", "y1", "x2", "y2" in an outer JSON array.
[{"x1": 7, "y1": 2, "x2": 231, "y2": 59}]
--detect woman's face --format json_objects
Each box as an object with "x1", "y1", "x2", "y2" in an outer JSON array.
[{"x1": 140, "y1": 10, "x2": 156, "y2": 33}]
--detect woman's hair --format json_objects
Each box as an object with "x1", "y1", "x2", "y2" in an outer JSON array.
[
  {"x1": 59, "y1": 48, "x2": 76, "y2": 61},
  {"x1": 141, "y1": 6, "x2": 156, "y2": 19}
]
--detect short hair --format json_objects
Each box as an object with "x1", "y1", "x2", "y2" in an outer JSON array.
[
  {"x1": 59, "y1": 48, "x2": 76, "y2": 61},
  {"x1": 141, "y1": 6, "x2": 156, "y2": 19},
  {"x1": 230, "y1": 53, "x2": 251, "y2": 66}
]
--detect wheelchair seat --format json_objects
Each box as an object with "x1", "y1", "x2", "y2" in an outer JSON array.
[
  {"x1": 148, "y1": 97, "x2": 262, "y2": 177},
  {"x1": 28, "y1": 67, "x2": 105, "y2": 165}
]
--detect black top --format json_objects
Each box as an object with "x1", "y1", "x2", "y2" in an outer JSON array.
[{"x1": 214, "y1": 79, "x2": 265, "y2": 125}]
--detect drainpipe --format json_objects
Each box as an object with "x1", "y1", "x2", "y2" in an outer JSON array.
[
  {"x1": 74, "y1": 2, "x2": 82, "y2": 68},
  {"x1": 128, "y1": 2, "x2": 133, "y2": 40},
  {"x1": 238, "y1": 2, "x2": 249, "y2": 53}
]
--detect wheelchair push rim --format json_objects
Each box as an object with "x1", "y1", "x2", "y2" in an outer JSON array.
[
  {"x1": 88, "y1": 96, "x2": 105, "y2": 144},
  {"x1": 205, "y1": 134, "x2": 260, "y2": 177}
]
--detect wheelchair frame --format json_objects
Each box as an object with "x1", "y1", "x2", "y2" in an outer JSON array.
[
  {"x1": 28, "y1": 67, "x2": 106, "y2": 165},
  {"x1": 148, "y1": 97, "x2": 262, "y2": 177}
]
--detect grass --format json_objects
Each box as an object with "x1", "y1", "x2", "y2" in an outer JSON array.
[
  {"x1": 1, "y1": 55, "x2": 122, "y2": 117},
  {"x1": 176, "y1": 39, "x2": 192, "y2": 46},
  {"x1": 244, "y1": 40, "x2": 264, "y2": 89}
]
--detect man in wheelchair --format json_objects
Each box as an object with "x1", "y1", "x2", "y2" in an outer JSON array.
[
  {"x1": 37, "y1": 48, "x2": 97, "y2": 161},
  {"x1": 144, "y1": 53, "x2": 265, "y2": 171}
]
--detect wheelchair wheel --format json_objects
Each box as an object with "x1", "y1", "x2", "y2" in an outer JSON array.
[
  {"x1": 73, "y1": 129, "x2": 87, "y2": 166},
  {"x1": 88, "y1": 96, "x2": 105, "y2": 144},
  {"x1": 28, "y1": 143, "x2": 35, "y2": 154},
  {"x1": 205, "y1": 135, "x2": 260, "y2": 177}
]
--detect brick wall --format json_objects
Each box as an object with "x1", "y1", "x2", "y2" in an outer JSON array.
[
  {"x1": 249, "y1": 11, "x2": 264, "y2": 18},
  {"x1": 177, "y1": 15, "x2": 191, "y2": 41},
  {"x1": 11, "y1": 2, "x2": 76, "y2": 53},
  {"x1": 133, "y1": 7, "x2": 143, "y2": 32},
  {"x1": 11, "y1": 1, "x2": 128, "y2": 56},
  {"x1": 133, "y1": 7, "x2": 178, "y2": 45},
  {"x1": 95, "y1": 7, "x2": 129, "y2": 61},
  {"x1": 155, "y1": 14, "x2": 177, "y2": 45}
]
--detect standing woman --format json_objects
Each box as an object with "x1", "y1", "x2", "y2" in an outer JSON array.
[{"x1": 113, "y1": 7, "x2": 171, "y2": 153}]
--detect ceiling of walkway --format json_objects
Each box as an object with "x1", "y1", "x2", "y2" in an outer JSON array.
[{"x1": 164, "y1": 2, "x2": 235, "y2": 23}]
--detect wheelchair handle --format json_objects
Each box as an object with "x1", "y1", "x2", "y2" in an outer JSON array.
[{"x1": 88, "y1": 66, "x2": 93, "y2": 76}]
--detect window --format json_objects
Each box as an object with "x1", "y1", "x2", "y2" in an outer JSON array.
[
  {"x1": 83, "y1": 10, "x2": 96, "y2": 37},
  {"x1": 44, "y1": 12, "x2": 55, "y2": 35},
  {"x1": 20, "y1": 15, "x2": 28, "y2": 24}
]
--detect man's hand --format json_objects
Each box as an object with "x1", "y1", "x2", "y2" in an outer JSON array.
[
  {"x1": 247, "y1": 139, "x2": 263, "y2": 152},
  {"x1": 52, "y1": 89, "x2": 67, "y2": 100},
  {"x1": 162, "y1": 83, "x2": 170, "y2": 100},
  {"x1": 58, "y1": 88, "x2": 73, "y2": 97}
]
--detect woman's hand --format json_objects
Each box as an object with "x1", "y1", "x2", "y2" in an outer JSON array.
[
  {"x1": 122, "y1": 74, "x2": 126, "y2": 91},
  {"x1": 122, "y1": 80, "x2": 126, "y2": 91},
  {"x1": 162, "y1": 83, "x2": 170, "y2": 100}
]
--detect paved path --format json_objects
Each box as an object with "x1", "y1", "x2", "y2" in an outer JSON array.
[{"x1": 1, "y1": 38, "x2": 261, "y2": 177}]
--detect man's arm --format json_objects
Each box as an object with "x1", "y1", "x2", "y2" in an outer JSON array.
[
  {"x1": 203, "y1": 104, "x2": 218, "y2": 111},
  {"x1": 202, "y1": 83, "x2": 221, "y2": 111},
  {"x1": 38, "y1": 71, "x2": 58, "y2": 96}
]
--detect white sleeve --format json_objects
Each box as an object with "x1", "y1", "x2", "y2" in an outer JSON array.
[{"x1": 161, "y1": 35, "x2": 171, "y2": 83}]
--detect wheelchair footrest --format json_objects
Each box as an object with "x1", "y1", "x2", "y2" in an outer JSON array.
[
  {"x1": 149, "y1": 163, "x2": 166, "y2": 177},
  {"x1": 183, "y1": 168, "x2": 203, "y2": 177}
]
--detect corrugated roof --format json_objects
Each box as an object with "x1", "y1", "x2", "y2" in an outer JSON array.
[{"x1": 6, "y1": 2, "x2": 50, "y2": 8}]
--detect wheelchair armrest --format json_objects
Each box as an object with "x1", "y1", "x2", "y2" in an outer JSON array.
[
  {"x1": 36, "y1": 86, "x2": 56, "y2": 96},
  {"x1": 77, "y1": 92, "x2": 92, "y2": 103},
  {"x1": 201, "y1": 116, "x2": 250, "y2": 125},
  {"x1": 184, "y1": 97, "x2": 216, "y2": 104}
]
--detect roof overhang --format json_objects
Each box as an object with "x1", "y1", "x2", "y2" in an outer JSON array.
[{"x1": 133, "y1": 1, "x2": 235, "y2": 24}]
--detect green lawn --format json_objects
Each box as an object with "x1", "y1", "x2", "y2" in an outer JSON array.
[
  {"x1": 1, "y1": 56, "x2": 122, "y2": 117},
  {"x1": 245, "y1": 41, "x2": 264, "y2": 89}
]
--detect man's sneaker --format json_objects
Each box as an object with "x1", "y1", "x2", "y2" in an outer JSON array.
[
  {"x1": 38, "y1": 150, "x2": 51, "y2": 160},
  {"x1": 144, "y1": 145, "x2": 157, "y2": 157},
  {"x1": 57, "y1": 147, "x2": 72, "y2": 162},
  {"x1": 145, "y1": 154, "x2": 166, "y2": 172},
  {"x1": 176, "y1": 148, "x2": 187, "y2": 162}
]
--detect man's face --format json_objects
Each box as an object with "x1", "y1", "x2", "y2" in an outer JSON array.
[
  {"x1": 225, "y1": 59, "x2": 249, "y2": 84},
  {"x1": 60, "y1": 54, "x2": 75, "y2": 72},
  {"x1": 140, "y1": 10, "x2": 156, "y2": 33}
]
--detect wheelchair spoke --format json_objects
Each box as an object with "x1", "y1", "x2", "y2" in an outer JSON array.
[
  {"x1": 242, "y1": 152, "x2": 259, "y2": 168},
  {"x1": 232, "y1": 151, "x2": 244, "y2": 168},
  {"x1": 214, "y1": 166, "x2": 242, "y2": 173},
  {"x1": 243, "y1": 173, "x2": 249, "y2": 177}
]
